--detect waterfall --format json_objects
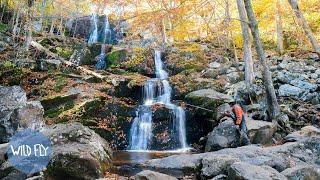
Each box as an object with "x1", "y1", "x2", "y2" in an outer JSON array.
[
  {"x1": 128, "y1": 50, "x2": 188, "y2": 151},
  {"x1": 95, "y1": 8, "x2": 111, "y2": 70},
  {"x1": 88, "y1": 13, "x2": 98, "y2": 44}
]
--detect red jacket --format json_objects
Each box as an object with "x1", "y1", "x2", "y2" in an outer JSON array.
[{"x1": 233, "y1": 104, "x2": 244, "y2": 125}]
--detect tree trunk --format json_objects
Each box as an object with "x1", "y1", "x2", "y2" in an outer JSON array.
[
  {"x1": 275, "y1": 0, "x2": 284, "y2": 54},
  {"x1": 224, "y1": 0, "x2": 231, "y2": 49},
  {"x1": 12, "y1": 8, "x2": 20, "y2": 39},
  {"x1": 49, "y1": 18, "x2": 55, "y2": 35},
  {"x1": 39, "y1": 0, "x2": 47, "y2": 31},
  {"x1": 288, "y1": 0, "x2": 320, "y2": 55},
  {"x1": 236, "y1": 0, "x2": 254, "y2": 86},
  {"x1": 25, "y1": 1, "x2": 34, "y2": 51},
  {"x1": 243, "y1": 0, "x2": 280, "y2": 120}
]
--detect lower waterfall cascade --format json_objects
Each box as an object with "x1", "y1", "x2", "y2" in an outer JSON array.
[{"x1": 127, "y1": 50, "x2": 188, "y2": 151}]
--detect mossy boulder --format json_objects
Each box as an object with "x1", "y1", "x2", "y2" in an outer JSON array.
[
  {"x1": 120, "y1": 47, "x2": 154, "y2": 76},
  {"x1": 105, "y1": 48, "x2": 127, "y2": 67},
  {"x1": 186, "y1": 89, "x2": 234, "y2": 109},
  {"x1": 41, "y1": 93, "x2": 78, "y2": 119}
]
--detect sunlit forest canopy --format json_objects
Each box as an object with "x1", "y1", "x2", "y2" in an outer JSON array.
[{"x1": 1, "y1": 0, "x2": 320, "y2": 51}]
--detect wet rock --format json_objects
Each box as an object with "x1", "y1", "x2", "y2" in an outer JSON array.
[
  {"x1": 135, "y1": 170, "x2": 177, "y2": 180},
  {"x1": 111, "y1": 75, "x2": 146, "y2": 101},
  {"x1": 246, "y1": 119, "x2": 277, "y2": 144},
  {"x1": 43, "y1": 123, "x2": 112, "y2": 180},
  {"x1": 281, "y1": 165, "x2": 320, "y2": 180},
  {"x1": 185, "y1": 89, "x2": 234, "y2": 110},
  {"x1": 278, "y1": 84, "x2": 303, "y2": 97},
  {"x1": 143, "y1": 153, "x2": 203, "y2": 174},
  {"x1": 227, "y1": 162, "x2": 287, "y2": 180},
  {"x1": 205, "y1": 119, "x2": 240, "y2": 152},
  {"x1": 150, "y1": 104, "x2": 208, "y2": 150}
]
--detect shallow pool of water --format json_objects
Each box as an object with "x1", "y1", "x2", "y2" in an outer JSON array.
[{"x1": 111, "y1": 150, "x2": 192, "y2": 177}]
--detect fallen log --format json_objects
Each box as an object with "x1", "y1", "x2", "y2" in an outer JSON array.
[{"x1": 30, "y1": 40, "x2": 106, "y2": 79}]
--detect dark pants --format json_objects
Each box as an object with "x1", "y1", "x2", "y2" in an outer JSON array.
[{"x1": 239, "y1": 115, "x2": 251, "y2": 146}]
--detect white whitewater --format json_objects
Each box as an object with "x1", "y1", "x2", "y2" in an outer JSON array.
[
  {"x1": 128, "y1": 50, "x2": 188, "y2": 151},
  {"x1": 88, "y1": 13, "x2": 98, "y2": 44}
]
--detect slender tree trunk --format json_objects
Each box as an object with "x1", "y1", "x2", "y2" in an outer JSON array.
[
  {"x1": 39, "y1": 0, "x2": 47, "y2": 31},
  {"x1": 288, "y1": 0, "x2": 320, "y2": 55},
  {"x1": 12, "y1": 8, "x2": 21, "y2": 39},
  {"x1": 243, "y1": 0, "x2": 280, "y2": 120},
  {"x1": 49, "y1": 18, "x2": 55, "y2": 35},
  {"x1": 224, "y1": 0, "x2": 231, "y2": 49},
  {"x1": 237, "y1": 0, "x2": 254, "y2": 86},
  {"x1": 275, "y1": 0, "x2": 284, "y2": 54},
  {"x1": 25, "y1": 0, "x2": 35, "y2": 51}
]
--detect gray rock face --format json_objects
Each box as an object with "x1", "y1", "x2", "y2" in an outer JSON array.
[
  {"x1": 0, "y1": 86, "x2": 43, "y2": 143},
  {"x1": 201, "y1": 154, "x2": 239, "y2": 178},
  {"x1": 284, "y1": 126, "x2": 320, "y2": 142},
  {"x1": 205, "y1": 119, "x2": 240, "y2": 152},
  {"x1": 246, "y1": 119, "x2": 277, "y2": 144},
  {"x1": 186, "y1": 89, "x2": 234, "y2": 110},
  {"x1": 281, "y1": 165, "x2": 320, "y2": 180},
  {"x1": 228, "y1": 162, "x2": 287, "y2": 180},
  {"x1": 290, "y1": 79, "x2": 318, "y2": 92},
  {"x1": 69, "y1": 48, "x2": 92, "y2": 65},
  {"x1": 135, "y1": 170, "x2": 177, "y2": 180},
  {"x1": 43, "y1": 123, "x2": 112, "y2": 180},
  {"x1": 144, "y1": 131, "x2": 320, "y2": 177},
  {"x1": 205, "y1": 119, "x2": 277, "y2": 152},
  {"x1": 278, "y1": 84, "x2": 303, "y2": 97}
]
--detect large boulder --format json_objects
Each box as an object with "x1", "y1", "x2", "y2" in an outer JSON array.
[
  {"x1": 43, "y1": 123, "x2": 112, "y2": 179},
  {"x1": 201, "y1": 154, "x2": 239, "y2": 178},
  {"x1": 186, "y1": 89, "x2": 234, "y2": 109},
  {"x1": 205, "y1": 119, "x2": 277, "y2": 151},
  {"x1": 228, "y1": 162, "x2": 287, "y2": 180},
  {"x1": 246, "y1": 119, "x2": 277, "y2": 144},
  {"x1": 135, "y1": 170, "x2": 177, "y2": 180},
  {"x1": 0, "y1": 86, "x2": 43, "y2": 143},
  {"x1": 205, "y1": 119, "x2": 240, "y2": 152},
  {"x1": 185, "y1": 89, "x2": 234, "y2": 124}
]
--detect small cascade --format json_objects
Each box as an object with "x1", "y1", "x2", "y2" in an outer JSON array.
[
  {"x1": 88, "y1": 13, "x2": 98, "y2": 44},
  {"x1": 95, "y1": 8, "x2": 111, "y2": 70},
  {"x1": 128, "y1": 50, "x2": 188, "y2": 151}
]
